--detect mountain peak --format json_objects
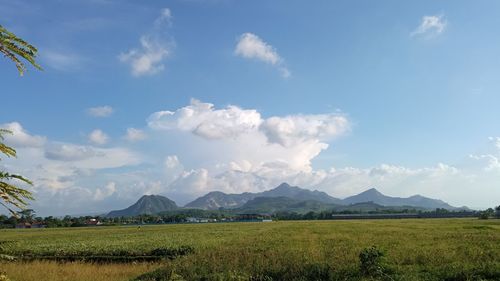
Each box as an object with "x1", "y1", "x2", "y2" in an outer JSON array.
[
  {"x1": 185, "y1": 182, "x2": 343, "y2": 210},
  {"x1": 343, "y1": 188, "x2": 457, "y2": 210},
  {"x1": 275, "y1": 182, "x2": 292, "y2": 189},
  {"x1": 107, "y1": 194, "x2": 178, "y2": 217},
  {"x1": 363, "y1": 187, "x2": 382, "y2": 194}
]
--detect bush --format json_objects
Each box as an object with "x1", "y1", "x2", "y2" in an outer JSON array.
[
  {"x1": 302, "y1": 263, "x2": 333, "y2": 280},
  {"x1": 478, "y1": 212, "x2": 490, "y2": 220},
  {"x1": 149, "y1": 245, "x2": 194, "y2": 258},
  {"x1": 0, "y1": 272, "x2": 11, "y2": 281},
  {"x1": 131, "y1": 267, "x2": 184, "y2": 281},
  {"x1": 359, "y1": 246, "x2": 385, "y2": 277}
]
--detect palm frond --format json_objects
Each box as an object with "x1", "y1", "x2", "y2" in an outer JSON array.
[{"x1": 0, "y1": 25, "x2": 42, "y2": 75}]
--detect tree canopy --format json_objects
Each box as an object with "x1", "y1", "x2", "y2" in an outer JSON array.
[
  {"x1": 0, "y1": 25, "x2": 42, "y2": 76},
  {"x1": 0, "y1": 24, "x2": 40, "y2": 216},
  {"x1": 0, "y1": 129, "x2": 34, "y2": 216}
]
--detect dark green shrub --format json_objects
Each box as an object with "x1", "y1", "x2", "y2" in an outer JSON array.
[
  {"x1": 478, "y1": 212, "x2": 489, "y2": 220},
  {"x1": 131, "y1": 267, "x2": 184, "y2": 281},
  {"x1": 302, "y1": 263, "x2": 333, "y2": 280},
  {"x1": 248, "y1": 263, "x2": 333, "y2": 281},
  {"x1": 149, "y1": 245, "x2": 194, "y2": 258},
  {"x1": 359, "y1": 246, "x2": 385, "y2": 277}
]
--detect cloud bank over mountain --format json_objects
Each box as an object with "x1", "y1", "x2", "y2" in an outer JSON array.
[{"x1": 2, "y1": 100, "x2": 499, "y2": 215}]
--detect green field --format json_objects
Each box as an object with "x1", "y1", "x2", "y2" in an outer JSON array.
[{"x1": 1, "y1": 218, "x2": 499, "y2": 281}]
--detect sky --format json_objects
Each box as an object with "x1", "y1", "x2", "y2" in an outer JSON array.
[{"x1": 1, "y1": 0, "x2": 500, "y2": 216}]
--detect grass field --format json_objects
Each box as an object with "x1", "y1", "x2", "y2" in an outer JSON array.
[{"x1": 1, "y1": 218, "x2": 499, "y2": 281}]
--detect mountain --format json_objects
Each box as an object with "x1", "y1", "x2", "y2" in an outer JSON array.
[
  {"x1": 334, "y1": 202, "x2": 427, "y2": 212},
  {"x1": 237, "y1": 196, "x2": 299, "y2": 213},
  {"x1": 342, "y1": 188, "x2": 457, "y2": 210},
  {"x1": 260, "y1": 183, "x2": 343, "y2": 204},
  {"x1": 184, "y1": 191, "x2": 255, "y2": 210},
  {"x1": 237, "y1": 197, "x2": 429, "y2": 214},
  {"x1": 106, "y1": 186, "x2": 463, "y2": 217},
  {"x1": 184, "y1": 183, "x2": 342, "y2": 210},
  {"x1": 107, "y1": 195, "x2": 178, "y2": 217},
  {"x1": 237, "y1": 196, "x2": 338, "y2": 214}
]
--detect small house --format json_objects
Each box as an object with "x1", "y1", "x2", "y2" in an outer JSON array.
[
  {"x1": 85, "y1": 218, "x2": 102, "y2": 226},
  {"x1": 31, "y1": 223, "x2": 46, "y2": 228},
  {"x1": 15, "y1": 222, "x2": 31, "y2": 229}
]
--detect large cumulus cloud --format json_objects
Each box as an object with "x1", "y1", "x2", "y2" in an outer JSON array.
[{"x1": 3, "y1": 101, "x2": 500, "y2": 215}]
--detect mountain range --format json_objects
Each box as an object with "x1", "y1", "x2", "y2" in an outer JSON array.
[
  {"x1": 185, "y1": 183, "x2": 342, "y2": 210},
  {"x1": 106, "y1": 183, "x2": 464, "y2": 217}
]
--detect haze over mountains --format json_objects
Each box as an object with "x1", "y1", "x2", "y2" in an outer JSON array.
[{"x1": 107, "y1": 183, "x2": 465, "y2": 217}]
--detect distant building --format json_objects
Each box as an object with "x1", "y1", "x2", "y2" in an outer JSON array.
[
  {"x1": 185, "y1": 217, "x2": 213, "y2": 223},
  {"x1": 15, "y1": 222, "x2": 46, "y2": 229},
  {"x1": 15, "y1": 222, "x2": 31, "y2": 229},
  {"x1": 85, "y1": 218, "x2": 102, "y2": 226},
  {"x1": 236, "y1": 214, "x2": 272, "y2": 222},
  {"x1": 31, "y1": 223, "x2": 46, "y2": 228}
]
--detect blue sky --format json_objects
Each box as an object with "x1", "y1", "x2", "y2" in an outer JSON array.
[{"x1": 1, "y1": 0, "x2": 499, "y2": 215}]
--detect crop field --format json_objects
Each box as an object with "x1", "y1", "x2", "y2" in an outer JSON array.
[{"x1": 1, "y1": 218, "x2": 499, "y2": 281}]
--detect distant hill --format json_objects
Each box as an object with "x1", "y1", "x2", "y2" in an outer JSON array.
[
  {"x1": 106, "y1": 184, "x2": 464, "y2": 217},
  {"x1": 236, "y1": 196, "x2": 338, "y2": 214},
  {"x1": 335, "y1": 201, "x2": 428, "y2": 212},
  {"x1": 184, "y1": 183, "x2": 342, "y2": 210},
  {"x1": 237, "y1": 197, "x2": 431, "y2": 214},
  {"x1": 342, "y1": 188, "x2": 457, "y2": 210},
  {"x1": 107, "y1": 195, "x2": 178, "y2": 217},
  {"x1": 184, "y1": 191, "x2": 255, "y2": 210},
  {"x1": 260, "y1": 183, "x2": 343, "y2": 204}
]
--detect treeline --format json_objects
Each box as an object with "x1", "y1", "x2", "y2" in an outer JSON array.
[
  {"x1": 0, "y1": 209, "x2": 232, "y2": 228},
  {"x1": 273, "y1": 208, "x2": 479, "y2": 220},
  {"x1": 1, "y1": 206, "x2": 498, "y2": 228}
]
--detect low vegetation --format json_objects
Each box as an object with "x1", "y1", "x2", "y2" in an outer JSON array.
[{"x1": 0, "y1": 219, "x2": 499, "y2": 281}]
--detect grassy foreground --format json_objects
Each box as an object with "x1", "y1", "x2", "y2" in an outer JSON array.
[{"x1": 1, "y1": 218, "x2": 499, "y2": 280}]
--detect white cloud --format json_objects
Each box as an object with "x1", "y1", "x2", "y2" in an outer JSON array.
[
  {"x1": 87, "y1": 106, "x2": 114, "y2": 117},
  {"x1": 4, "y1": 105, "x2": 500, "y2": 215},
  {"x1": 148, "y1": 99, "x2": 262, "y2": 139},
  {"x1": 1, "y1": 122, "x2": 46, "y2": 148},
  {"x1": 45, "y1": 143, "x2": 99, "y2": 161},
  {"x1": 261, "y1": 114, "x2": 350, "y2": 147},
  {"x1": 0, "y1": 122, "x2": 143, "y2": 215},
  {"x1": 411, "y1": 15, "x2": 447, "y2": 37},
  {"x1": 148, "y1": 99, "x2": 349, "y2": 174},
  {"x1": 119, "y1": 36, "x2": 171, "y2": 76},
  {"x1": 168, "y1": 168, "x2": 210, "y2": 198},
  {"x1": 235, "y1": 33, "x2": 280, "y2": 64},
  {"x1": 235, "y1": 33, "x2": 290, "y2": 78},
  {"x1": 148, "y1": 99, "x2": 348, "y2": 146},
  {"x1": 163, "y1": 158, "x2": 496, "y2": 208},
  {"x1": 155, "y1": 8, "x2": 172, "y2": 27},
  {"x1": 124, "y1": 128, "x2": 147, "y2": 142},
  {"x1": 41, "y1": 50, "x2": 84, "y2": 71},
  {"x1": 143, "y1": 100, "x2": 500, "y2": 208},
  {"x1": 88, "y1": 129, "x2": 109, "y2": 145},
  {"x1": 94, "y1": 182, "x2": 116, "y2": 201},
  {"x1": 489, "y1": 137, "x2": 500, "y2": 150},
  {"x1": 165, "y1": 155, "x2": 181, "y2": 169},
  {"x1": 120, "y1": 8, "x2": 174, "y2": 77}
]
